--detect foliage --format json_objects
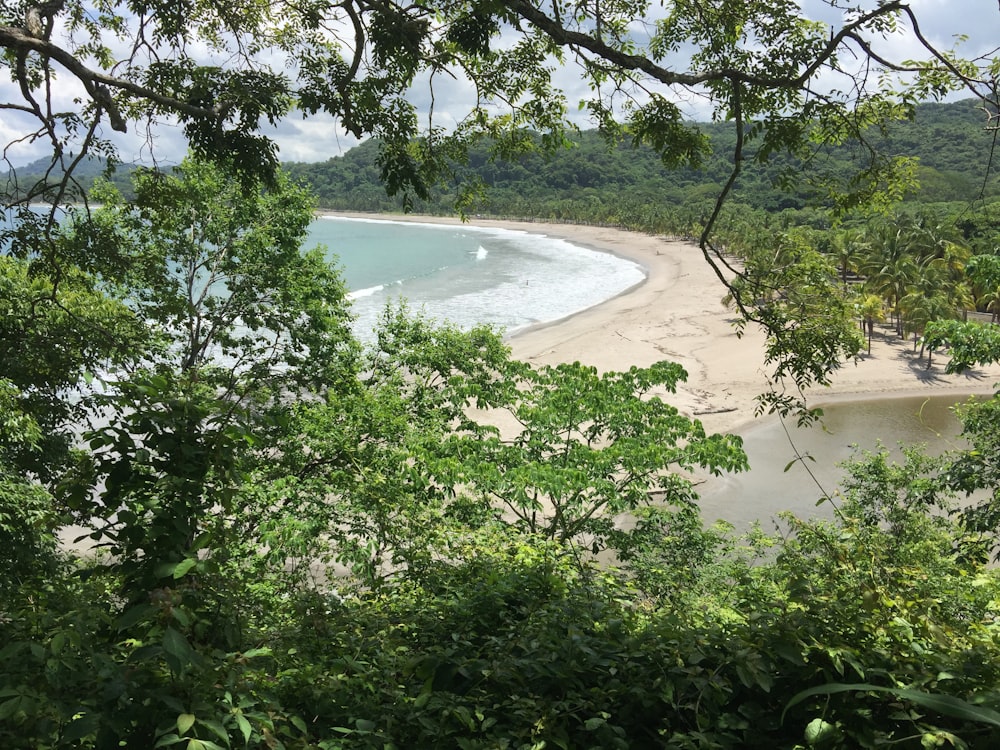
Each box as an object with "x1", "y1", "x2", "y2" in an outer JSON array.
[
  {"x1": 0, "y1": 245, "x2": 146, "y2": 478},
  {"x1": 263, "y1": 444, "x2": 1000, "y2": 750},
  {"x1": 3, "y1": 0, "x2": 997, "y2": 401},
  {"x1": 84, "y1": 159, "x2": 358, "y2": 390},
  {"x1": 4, "y1": 159, "x2": 1000, "y2": 748},
  {"x1": 257, "y1": 303, "x2": 522, "y2": 585},
  {"x1": 924, "y1": 319, "x2": 1000, "y2": 373},
  {"x1": 285, "y1": 100, "x2": 1000, "y2": 217},
  {"x1": 724, "y1": 228, "x2": 864, "y2": 421},
  {"x1": 943, "y1": 395, "x2": 1000, "y2": 545},
  {"x1": 450, "y1": 359, "x2": 748, "y2": 553}
]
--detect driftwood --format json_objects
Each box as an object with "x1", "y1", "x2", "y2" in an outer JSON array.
[{"x1": 693, "y1": 406, "x2": 737, "y2": 416}]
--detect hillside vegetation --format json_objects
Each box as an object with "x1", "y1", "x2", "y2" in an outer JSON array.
[{"x1": 284, "y1": 99, "x2": 999, "y2": 218}]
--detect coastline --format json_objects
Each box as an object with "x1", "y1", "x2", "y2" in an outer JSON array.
[{"x1": 320, "y1": 211, "x2": 1000, "y2": 435}]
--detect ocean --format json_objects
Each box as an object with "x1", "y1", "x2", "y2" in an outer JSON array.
[{"x1": 307, "y1": 216, "x2": 646, "y2": 341}]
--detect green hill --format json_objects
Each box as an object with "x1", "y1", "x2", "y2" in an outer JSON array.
[{"x1": 284, "y1": 98, "x2": 1000, "y2": 218}]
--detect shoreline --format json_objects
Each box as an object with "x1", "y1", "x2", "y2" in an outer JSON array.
[{"x1": 320, "y1": 211, "x2": 1000, "y2": 434}]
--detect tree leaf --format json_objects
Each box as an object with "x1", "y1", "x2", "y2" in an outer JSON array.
[
  {"x1": 198, "y1": 718, "x2": 230, "y2": 744},
  {"x1": 162, "y1": 627, "x2": 195, "y2": 674},
  {"x1": 173, "y1": 557, "x2": 198, "y2": 579},
  {"x1": 177, "y1": 713, "x2": 196, "y2": 736},
  {"x1": 782, "y1": 683, "x2": 1000, "y2": 728},
  {"x1": 235, "y1": 714, "x2": 252, "y2": 745},
  {"x1": 116, "y1": 603, "x2": 156, "y2": 632}
]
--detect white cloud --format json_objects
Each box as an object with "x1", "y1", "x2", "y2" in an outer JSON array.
[{"x1": 264, "y1": 116, "x2": 360, "y2": 163}]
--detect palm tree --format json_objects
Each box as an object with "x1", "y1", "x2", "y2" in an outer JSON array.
[
  {"x1": 831, "y1": 229, "x2": 867, "y2": 291},
  {"x1": 967, "y1": 255, "x2": 1000, "y2": 322},
  {"x1": 980, "y1": 283, "x2": 1000, "y2": 323},
  {"x1": 860, "y1": 223, "x2": 922, "y2": 338},
  {"x1": 900, "y1": 262, "x2": 964, "y2": 364},
  {"x1": 925, "y1": 240, "x2": 973, "y2": 319},
  {"x1": 856, "y1": 293, "x2": 885, "y2": 354}
]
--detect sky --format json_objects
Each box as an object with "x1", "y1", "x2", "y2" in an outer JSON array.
[
  {"x1": 3, "y1": 0, "x2": 1000, "y2": 168},
  {"x1": 239, "y1": 0, "x2": 1000, "y2": 164}
]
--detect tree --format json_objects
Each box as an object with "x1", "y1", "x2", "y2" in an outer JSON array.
[
  {"x1": 900, "y1": 264, "x2": 962, "y2": 362},
  {"x1": 967, "y1": 254, "x2": 1000, "y2": 321},
  {"x1": 0, "y1": 231, "x2": 148, "y2": 479},
  {"x1": 260, "y1": 304, "x2": 524, "y2": 585},
  {"x1": 725, "y1": 227, "x2": 864, "y2": 420},
  {"x1": 4, "y1": 3, "x2": 1000, "y2": 739},
  {"x1": 449, "y1": 359, "x2": 747, "y2": 554},
  {"x1": 945, "y1": 395, "x2": 1000, "y2": 546},
  {"x1": 861, "y1": 221, "x2": 923, "y2": 337},
  {"x1": 86, "y1": 158, "x2": 358, "y2": 389},
  {"x1": 857, "y1": 292, "x2": 885, "y2": 354},
  {"x1": 0, "y1": 159, "x2": 364, "y2": 748},
  {"x1": 831, "y1": 229, "x2": 867, "y2": 291},
  {"x1": 57, "y1": 158, "x2": 359, "y2": 592}
]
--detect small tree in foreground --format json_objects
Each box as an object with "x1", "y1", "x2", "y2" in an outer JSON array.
[{"x1": 448, "y1": 360, "x2": 748, "y2": 555}]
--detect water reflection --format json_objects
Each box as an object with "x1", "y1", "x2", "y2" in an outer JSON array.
[{"x1": 697, "y1": 394, "x2": 983, "y2": 529}]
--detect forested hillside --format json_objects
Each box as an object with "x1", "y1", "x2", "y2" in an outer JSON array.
[
  {"x1": 285, "y1": 99, "x2": 999, "y2": 217},
  {"x1": 7, "y1": 100, "x2": 991, "y2": 219}
]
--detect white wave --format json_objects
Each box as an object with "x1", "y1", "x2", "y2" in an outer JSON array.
[
  {"x1": 474, "y1": 246, "x2": 488, "y2": 260},
  {"x1": 348, "y1": 284, "x2": 385, "y2": 300}
]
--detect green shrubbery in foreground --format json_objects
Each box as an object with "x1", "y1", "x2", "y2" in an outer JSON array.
[
  {"x1": 4, "y1": 160, "x2": 1000, "y2": 749},
  {"x1": 5, "y1": 449, "x2": 1000, "y2": 749}
]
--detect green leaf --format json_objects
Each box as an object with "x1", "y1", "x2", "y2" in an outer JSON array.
[
  {"x1": 61, "y1": 712, "x2": 100, "y2": 743},
  {"x1": 804, "y1": 717, "x2": 838, "y2": 746},
  {"x1": 173, "y1": 557, "x2": 198, "y2": 579},
  {"x1": 162, "y1": 627, "x2": 196, "y2": 673},
  {"x1": 154, "y1": 734, "x2": 187, "y2": 748},
  {"x1": 198, "y1": 718, "x2": 230, "y2": 744},
  {"x1": 187, "y1": 740, "x2": 227, "y2": 750},
  {"x1": 116, "y1": 603, "x2": 156, "y2": 631},
  {"x1": 178, "y1": 713, "x2": 196, "y2": 736},
  {"x1": 235, "y1": 714, "x2": 252, "y2": 745},
  {"x1": 0, "y1": 697, "x2": 21, "y2": 721},
  {"x1": 783, "y1": 683, "x2": 1000, "y2": 728}
]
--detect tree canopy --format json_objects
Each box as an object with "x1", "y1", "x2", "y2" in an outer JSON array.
[{"x1": 1, "y1": 0, "x2": 993, "y2": 207}]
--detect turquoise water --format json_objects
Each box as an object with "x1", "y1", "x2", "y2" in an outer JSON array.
[{"x1": 306, "y1": 216, "x2": 646, "y2": 340}]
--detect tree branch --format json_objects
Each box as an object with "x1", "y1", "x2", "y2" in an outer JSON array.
[{"x1": 0, "y1": 25, "x2": 229, "y2": 121}]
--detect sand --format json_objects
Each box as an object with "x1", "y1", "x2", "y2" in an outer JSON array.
[{"x1": 347, "y1": 213, "x2": 1000, "y2": 435}]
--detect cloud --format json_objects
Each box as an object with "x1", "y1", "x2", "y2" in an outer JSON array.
[{"x1": 264, "y1": 117, "x2": 361, "y2": 163}]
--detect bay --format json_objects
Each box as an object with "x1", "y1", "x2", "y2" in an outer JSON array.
[
  {"x1": 307, "y1": 216, "x2": 646, "y2": 340},
  {"x1": 312, "y1": 217, "x2": 987, "y2": 531}
]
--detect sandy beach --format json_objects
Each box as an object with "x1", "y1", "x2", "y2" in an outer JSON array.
[{"x1": 351, "y1": 213, "x2": 1000, "y2": 436}]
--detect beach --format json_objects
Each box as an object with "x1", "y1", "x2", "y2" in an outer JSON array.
[{"x1": 350, "y1": 213, "x2": 1000, "y2": 435}]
